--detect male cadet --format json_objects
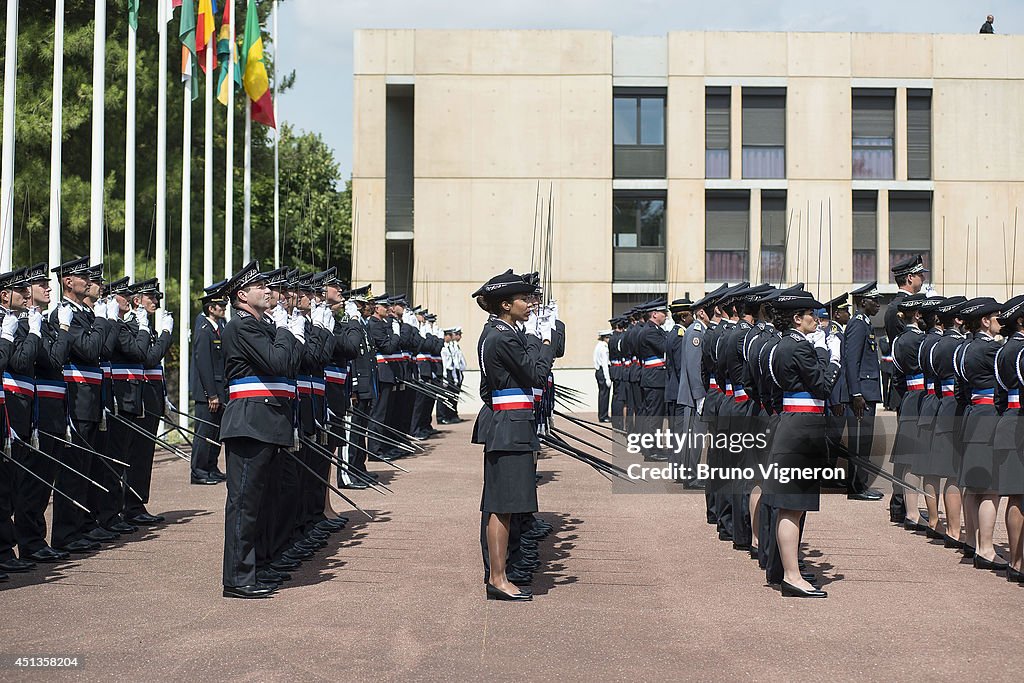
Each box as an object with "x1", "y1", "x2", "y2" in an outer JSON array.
[
  {"x1": 93, "y1": 275, "x2": 148, "y2": 535},
  {"x1": 391, "y1": 296, "x2": 424, "y2": 443},
  {"x1": 220, "y1": 261, "x2": 305, "y2": 598},
  {"x1": 122, "y1": 279, "x2": 173, "y2": 526},
  {"x1": 448, "y1": 327, "x2": 467, "y2": 422},
  {"x1": 340, "y1": 286, "x2": 376, "y2": 488},
  {"x1": 677, "y1": 286, "x2": 726, "y2": 489},
  {"x1": 0, "y1": 268, "x2": 40, "y2": 575},
  {"x1": 664, "y1": 298, "x2": 692, "y2": 437},
  {"x1": 624, "y1": 309, "x2": 644, "y2": 434},
  {"x1": 593, "y1": 330, "x2": 612, "y2": 423},
  {"x1": 9, "y1": 264, "x2": 71, "y2": 564},
  {"x1": 608, "y1": 317, "x2": 627, "y2": 430},
  {"x1": 366, "y1": 294, "x2": 402, "y2": 459},
  {"x1": 636, "y1": 298, "x2": 670, "y2": 461},
  {"x1": 48, "y1": 257, "x2": 118, "y2": 552},
  {"x1": 884, "y1": 255, "x2": 927, "y2": 521},
  {"x1": 439, "y1": 328, "x2": 458, "y2": 424},
  {"x1": 845, "y1": 282, "x2": 886, "y2": 504},
  {"x1": 189, "y1": 283, "x2": 228, "y2": 484}
]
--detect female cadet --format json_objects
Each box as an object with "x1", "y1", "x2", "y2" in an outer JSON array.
[
  {"x1": 914, "y1": 297, "x2": 949, "y2": 538},
  {"x1": 994, "y1": 296, "x2": 1024, "y2": 581},
  {"x1": 890, "y1": 294, "x2": 927, "y2": 531},
  {"x1": 929, "y1": 297, "x2": 969, "y2": 549},
  {"x1": 955, "y1": 298, "x2": 1008, "y2": 571},
  {"x1": 766, "y1": 290, "x2": 841, "y2": 598},
  {"x1": 474, "y1": 271, "x2": 556, "y2": 601}
]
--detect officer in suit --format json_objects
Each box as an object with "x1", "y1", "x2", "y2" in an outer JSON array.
[
  {"x1": 636, "y1": 298, "x2": 670, "y2": 462},
  {"x1": 844, "y1": 281, "x2": 885, "y2": 505},
  {"x1": 608, "y1": 318, "x2": 627, "y2": 430},
  {"x1": 366, "y1": 294, "x2": 401, "y2": 459},
  {"x1": 664, "y1": 298, "x2": 692, "y2": 441},
  {"x1": 190, "y1": 282, "x2": 228, "y2": 484},
  {"x1": 220, "y1": 261, "x2": 305, "y2": 599}
]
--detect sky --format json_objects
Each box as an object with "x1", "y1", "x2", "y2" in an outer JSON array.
[{"x1": 275, "y1": 0, "x2": 1022, "y2": 178}]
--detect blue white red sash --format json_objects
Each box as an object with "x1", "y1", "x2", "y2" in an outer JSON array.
[
  {"x1": 782, "y1": 391, "x2": 825, "y2": 414},
  {"x1": 324, "y1": 366, "x2": 348, "y2": 385},
  {"x1": 492, "y1": 388, "x2": 534, "y2": 411},
  {"x1": 227, "y1": 376, "x2": 296, "y2": 400},
  {"x1": 63, "y1": 364, "x2": 103, "y2": 385},
  {"x1": 297, "y1": 376, "x2": 326, "y2": 396},
  {"x1": 643, "y1": 356, "x2": 665, "y2": 368},
  {"x1": 971, "y1": 388, "x2": 994, "y2": 406},
  {"x1": 110, "y1": 363, "x2": 145, "y2": 381},
  {"x1": 1008, "y1": 390, "x2": 1020, "y2": 410},
  {"x1": 2, "y1": 373, "x2": 35, "y2": 398},
  {"x1": 733, "y1": 384, "x2": 748, "y2": 402},
  {"x1": 905, "y1": 373, "x2": 925, "y2": 391},
  {"x1": 35, "y1": 379, "x2": 66, "y2": 400}
]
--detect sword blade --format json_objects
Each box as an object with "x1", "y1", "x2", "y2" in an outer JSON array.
[{"x1": 283, "y1": 448, "x2": 374, "y2": 521}]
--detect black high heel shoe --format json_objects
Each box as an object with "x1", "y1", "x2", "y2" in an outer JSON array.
[
  {"x1": 780, "y1": 580, "x2": 827, "y2": 598},
  {"x1": 943, "y1": 534, "x2": 964, "y2": 549},
  {"x1": 1006, "y1": 567, "x2": 1024, "y2": 583},
  {"x1": 974, "y1": 554, "x2": 1009, "y2": 572},
  {"x1": 486, "y1": 584, "x2": 532, "y2": 601},
  {"x1": 926, "y1": 526, "x2": 943, "y2": 540}
]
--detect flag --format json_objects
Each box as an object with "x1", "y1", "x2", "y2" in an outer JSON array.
[
  {"x1": 216, "y1": 1, "x2": 242, "y2": 106},
  {"x1": 197, "y1": 0, "x2": 219, "y2": 74},
  {"x1": 242, "y1": 0, "x2": 275, "y2": 128},
  {"x1": 179, "y1": 0, "x2": 198, "y2": 100},
  {"x1": 128, "y1": 0, "x2": 140, "y2": 30}
]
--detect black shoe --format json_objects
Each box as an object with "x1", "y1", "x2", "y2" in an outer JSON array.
[
  {"x1": 127, "y1": 512, "x2": 165, "y2": 525},
  {"x1": 191, "y1": 475, "x2": 220, "y2": 485},
  {"x1": 847, "y1": 490, "x2": 884, "y2": 501},
  {"x1": 781, "y1": 580, "x2": 827, "y2": 598},
  {"x1": 943, "y1": 535, "x2": 965, "y2": 549},
  {"x1": 58, "y1": 539, "x2": 101, "y2": 553},
  {"x1": 598, "y1": 418, "x2": 611, "y2": 423},
  {"x1": 749, "y1": 546, "x2": 759, "y2": 560},
  {"x1": 963, "y1": 545, "x2": 976, "y2": 559},
  {"x1": 283, "y1": 548, "x2": 314, "y2": 561},
  {"x1": 733, "y1": 542, "x2": 752, "y2": 552},
  {"x1": 974, "y1": 554, "x2": 1009, "y2": 572},
  {"x1": 684, "y1": 480, "x2": 707, "y2": 490},
  {"x1": 800, "y1": 571, "x2": 817, "y2": 583},
  {"x1": 257, "y1": 568, "x2": 291, "y2": 584},
  {"x1": 0, "y1": 572, "x2": 7, "y2": 581},
  {"x1": 486, "y1": 584, "x2": 532, "y2": 601},
  {"x1": 84, "y1": 527, "x2": 119, "y2": 542},
  {"x1": 718, "y1": 530, "x2": 734, "y2": 542},
  {"x1": 106, "y1": 521, "x2": 139, "y2": 535},
  {"x1": 339, "y1": 481, "x2": 369, "y2": 490},
  {"x1": 903, "y1": 519, "x2": 929, "y2": 533},
  {"x1": 1006, "y1": 567, "x2": 1024, "y2": 583},
  {"x1": 334, "y1": 515, "x2": 350, "y2": 525},
  {"x1": 315, "y1": 520, "x2": 344, "y2": 533},
  {"x1": 270, "y1": 558, "x2": 301, "y2": 572},
  {"x1": 26, "y1": 547, "x2": 70, "y2": 563},
  {"x1": 514, "y1": 560, "x2": 541, "y2": 573},
  {"x1": 926, "y1": 526, "x2": 944, "y2": 540},
  {"x1": 0, "y1": 557, "x2": 36, "y2": 573},
  {"x1": 209, "y1": 469, "x2": 227, "y2": 481},
  {"x1": 706, "y1": 514, "x2": 717, "y2": 525},
  {"x1": 507, "y1": 570, "x2": 533, "y2": 586},
  {"x1": 223, "y1": 584, "x2": 277, "y2": 599},
  {"x1": 522, "y1": 529, "x2": 548, "y2": 541}
]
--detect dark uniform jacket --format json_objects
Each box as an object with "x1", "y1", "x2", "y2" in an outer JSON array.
[
  {"x1": 676, "y1": 320, "x2": 707, "y2": 409},
  {"x1": 665, "y1": 323, "x2": 684, "y2": 403},
  {"x1": 4, "y1": 315, "x2": 42, "y2": 439},
  {"x1": 892, "y1": 325, "x2": 926, "y2": 421},
  {"x1": 769, "y1": 330, "x2": 841, "y2": 455},
  {"x1": 958, "y1": 332, "x2": 1000, "y2": 446},
  {"x1": 608, "y1": 330, "x2": 623, "y2": 384},
  {"x1": 637, "y1": 320, "x2": 667, "y2": 389},
  {"x1": 479, "y1": 319, "x2": 555, "y2": 453},
  {"x1": 932, "y1": 329, "x2": 968, "y2": 436},
  {"x1": 367, "y1": 316, "x2": 401, "y2": 384},
  {"x1": 50, "y1": 300, "x2": 109, "y2": 423},
  {"x1": 884, "y1": 291, "x2": 909, "y2": 341},
  {"x1": 844, "y1": 312, "x2": 882, "y2": 403},
  {"x1": 325, "y1": 315, "x2": 363, "y2": 418},
  {"x1": 624, "y1": 322, "x2": 642, "y2": 384},
  {"x1": 346, "y1": 316, "x2": 377, "y2": 400},
  {"x1": 297, "y1": 318, "x2": 333, "y2": 436},
  {"x1": 140, "y1": 325, "x2": 173, "y2": 415},
  {"x1": 993, "y1": 331, "x2": 1024, "y2": 451},
  {"x1": 220, "y1": 309, "x2": 300, "y2": 446},
  {"x1": 190, "y1": 315, "x2": 226, "y2": 404},
  {"x1": 471, "y1": 316, "x2": 500, "y2": 446},
  {"x1": 107, "y1": 314, "x2": 153, "y2": 417}
]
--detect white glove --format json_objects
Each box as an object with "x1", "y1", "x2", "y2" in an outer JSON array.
[
  {"x1": 432, "y1": 324, "x2": 443, "y2": 339},
  {"x1": 344, "y1": 300, "x2": 359, "y2": 320},
  {"x1": 28, "y1": 307, "x2": 42, "y2": 337},
  {"x1": 661, "y1": 318, "x2": 674, "y2": 332},
  {"x1": 135, "y1": 306, "x2": 149, "y2": 331},
  {"x1": 419, "y1": 323, "x2": 429, "y2": 338},
  {"x1": 548, "y1": 301, "x2": 559, "y2": 321},
  {"x1": 526, "y1": 311, "x2": 541, "y2": 338},
  {"x1": 271, "y1": 302, "x2": 288, "y2": 328},
  {"x1": 807, "y1": 329, "x2": 826, "y2": 349},
  {"x1": 57, "y1": 303, "x2": 74, "y2": 327},
  {"x1": 287, "y1": 313, "x2": 306, "y2": 343},
  {"x1": 605, "y1": 377, "x2": 612, "y2": 388},
  {"x1": 391, "y1": 320, "x2": 401, "y2": 335},
  {"x1": 538, "y1": 313, "x2": 554, "y2": 342},
  {"x1": 402, "y1": 309, "x2": 416, "y2": 326},
  {"x1": 159, "y1": 311, "x2": 174, "y2": 335},
  {"x1": 312, "y1": 305, "x2": 329, "y2": 330},
  {"x1": 1, "y1": 313, "x2": 18, "y2": 341},
  {"x1": 105, "y1": 299, "x2": 120, "y2": 320},
  {"x1": 697, "y1": 397, "x2": 705, "y2": 415},
  {"x1": 825, "y1": 333, "x2": 842, "y2": 365},
  {"x1": 93, "y1": 299, "x2": 107, "y2": 319}
]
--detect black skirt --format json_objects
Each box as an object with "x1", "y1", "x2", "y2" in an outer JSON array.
[
  {"x1": 480, "y1": 449, "x2": 538, "y2": 514},
  {"x1": 995, "y1": 448, "x2": 1024, "y2": 495},
  {"x1": 765, "y1": 414, "x2": 825, "y2": 512}
]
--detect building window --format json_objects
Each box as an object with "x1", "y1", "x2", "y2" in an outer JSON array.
[
  {"x1": 907, "y1": 89, "x2": 932, "y2": 180},
  {"x1": 889, "y1": 191, "x2": 931, "y2": 272},
  {"x1": 612, "y1": 293, "x2": 657, "y2": 317},
  {"x1": 706, "y1": 191, "x2": 749, "y2": 282},
  {"x1": 613, "y1": 89, "x2": 666, "y2": 179},
  {"x1": 760, "y1": 191, "x2": 786, "y2": 284},
  {"x1": 385, "y1": 238, "x2": 413, "y2": 297},
  {"x1": 613, "y1": 193, "x2": 666, "y2": 282},
  {"x1": 705, "y1": 87, "x2": 730, "y2": 179},
  {"x1": 852, "y1": 89, "x2": 895, "y2": 180},
  {"x1": 853, "y1": 191, "x2": 878, "y2": 282},
  {"x1": 385, "y1": 85, "x2": 415, "y2": 232},
  {"x1": 741, "y1": 88, "x2": 785, "y2": 179}
]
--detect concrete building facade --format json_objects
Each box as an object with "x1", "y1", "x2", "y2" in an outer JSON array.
[{"x1": 352, "y1": 29, "x2": 1024, "y2": 369}]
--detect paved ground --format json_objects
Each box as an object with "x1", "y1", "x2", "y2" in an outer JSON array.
[{"x1": 2, "y1": 415, "x2": 1022, "y2": 681}]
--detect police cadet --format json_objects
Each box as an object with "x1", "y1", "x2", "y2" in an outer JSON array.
[
  {"x1": 699, "y1": 284, "x2": 731, "y2": 525},
  {"x1": 764, "y1": 289, "x2": 842, "y2": 598},
  {"x1": 0, "y1": 268, "x2": 37, "y2": 576},
  {"x1": 995, "y1": 296, "x2": 1024, "y2": 581},
  {"x1": 593, "y1": 329, "x2": 612, "y2": 424},
  {"x1": 48, "y1": 257, "x2": 117, "y2": 552},
  {"x1": 409, "y1": 303, "x2": 444, "y2": 440},
  {"x1": 636, "y1": 298, "x2": 670, "y2": 462},
  {"x1": 6, "y1": 264, "x2": 71, "y2": 566},
  {"x1": 439, "y1": 327, "x2": 463, "y2": 424},
  {"x1": 890, "y1": 293, "x2": 929, "y2": 531},
  {"x1": 366, "y1": 294, "x2": 401, "y2": 460},
  {"x1": 340, "y1": 286, "x2": 376, "y2": 488},
  {"x1": 620, "y1": 309, "x2": 641, "y2": 433},
  {"x1": 664, "y1": 297, "x2": 692, "y2": 442},
  {"x1": 189, "y1": 281, "x2": 228, "y2": 485},
  {"x1": 220, "y1": 261, "x2": 305, "y2": 599},
  {"x1": 912, "y1": 295, "x2": 948, "y2": 536},
  {"x1": 844, "y1": 281, "x2": 886, "y2": 505},
  {"x1": 608, "y1": 317, "x2": 626, "y2": 430},
  {"x1": 885, "y1": 255, "x2": 928, "y2": 522}
]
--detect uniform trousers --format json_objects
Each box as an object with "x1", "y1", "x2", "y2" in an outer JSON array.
[
  {"x1": 341, "y1": 398, "x2": 372, "y2": 483},
  {"x1": 124, "y1": 410, "x2": 160, "y2": 516},
  {"x1": 596, "y1": 370, "x2": 610, "y2": 422},
  {"x1": 191, "y1": 401, "x2": 223, "y2": 477},
  {"x1": 0, "y1": 451, "x2": 16, "y2": 561},
  {"x1": 844, "y1": 404, "x2": 875, "y2": 493},
  {"x1": 94, "y1": 416, "x2": 134, "y2": 527},
  {"x1": 52, "y1": 420, "x2": 100, "y2": 548},
  {"x1": 13, "y1": 433, "x2": 62, "y2": 555},
  {"x1": 368, "y1": 383, "x2": 394, "y2": 456},
  {"x1": 265, "y1": 448, "x2": 302, "y2": 561},
  {"x1": 300, "y1": 435, "x2": 331, "y2": 535},
  {"x1": 610, "y1": 381, "x2": 627, "y2": 431},
  {"x1": 223, "y1": 438, "x2": 277, "y2": 587}
]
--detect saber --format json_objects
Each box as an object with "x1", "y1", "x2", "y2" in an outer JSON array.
[
  {"x1": 401, "y1": 380, "x2": 457, "y2": 408},
  {"x1": 551, "y1": 426, "x2": 616, "y2": 456},
  {"x1": 46, "y1": 428, "x2": 130, "y2": 467},
  {"x1": 553, "y1": 413, "x2": 616, "y2": 443},
  {"x1": 406, "y1": 377, "x2": 459, "y2": 402},
  {"x1": 554, "y1": 409, "x2": 623, "y2": 435},
  {"x1": 545, "y1": 433, "x2": 633, "y2": 478},
  {"x1": 317, "y1": 424, "x2": 411, "y2": 473},
  {"x1": 282, "y1": 448, "x2": 374, "y2": 521},
  {"x1": 825, "y1": 438, "x2": 931, "y2": 498},
  {"x1": 539, "y1": 436, "x2": 633, "y2": 483},
  {"x1": 159, "y1": 426, "x2": 193, "y2": 450},
  {"x1": 9, "y1": 433, "x2": 109, "y2": 493},
  {"x1": 55, "y1": 425, "x2": 146, "y2": 501},
  {"x1": 349, "y1": 406, "x2": 425, "y2": 443},
  {"x1": 338, "y1": 417, "x2": 420, "y2": 454},
  {"x1": 105, "y1": 411, "x2": 191, "y2": 462},
  {"x1": 148, "y1": 408, "x2": 220, "y2": 447},
  {"x1": 165, "y1": 401, "x2": 219, "y2": 429},
  {"x1": 1, "y1": 451, "x2": 92, "y2": 513},
  {"x1": 298, "y1": 435, "x2": 392, "y2": 494}
]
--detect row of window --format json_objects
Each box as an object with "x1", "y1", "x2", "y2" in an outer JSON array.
[
  {"x1": 613, "y1": 87, "x2": 932, "y2": 181},
  {"x1": 612, "y1": 190, "x2": 932, "y2": 283}
]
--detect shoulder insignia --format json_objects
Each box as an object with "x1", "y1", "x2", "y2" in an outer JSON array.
[
  {"x1": 692, "y1": 337, "x2": 701, "y2": 347},
  {"x1": 678, "y1": 328, "x2": 685, "y2": 337}
]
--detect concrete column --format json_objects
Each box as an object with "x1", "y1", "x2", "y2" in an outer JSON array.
[
  {"x1": 877, "y1": 188, "x2": 890, "y2": 284},
  {"x1": 895, "y1": 87, "x2": 908, "y2": 181},
  {"x1": 730, "y1": 85, "x2": 742, "y2": 180},
  {"x1": 749, "y1": 189, "x2": 762, "y2": 282}
]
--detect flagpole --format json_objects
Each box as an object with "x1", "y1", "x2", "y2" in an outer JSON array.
[
  {"x1": 125, "y1": 6, "x2": 138, "y2": 279},
  {"x1": 243, "y1": 108, "x2": 252, "y2": 263},
  {"x1": 90, "y1": 0, "x2": 106, "y2": 264},
  {"x1": 203, "y1": 32, "x2": 214, "y2": 286},
  {"x1": 272, "y1": 0, "x2": 280, "y2": 269},
  {"x1": 180, "y1": 82, "x2": 192, "y2": 429},
  {"x1": 49, "y1": 0, "x2": 64, "y2": 293},
  {"x1": 224, "y1": 2, "x2": 235, "y2": 279},
  {"x1": 156, "y1": 0, "x2": 169, "y2": 292},
  {"x1": 1, "y1": 0, "x2": 20, "y2": 271}
]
